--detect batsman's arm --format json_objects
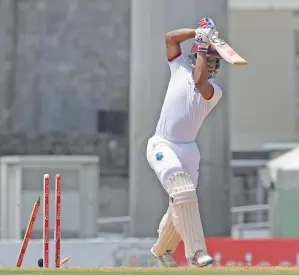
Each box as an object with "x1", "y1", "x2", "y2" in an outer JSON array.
[
  {"x1": 165, "y1": 29, "x2": 195, "y2": 61},
  {"x1": 194, "y1": 52, "x2": 214, "y2": 100}
]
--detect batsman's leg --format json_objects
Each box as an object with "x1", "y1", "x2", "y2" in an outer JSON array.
[
  {"x1": 151, "y1": 206, "x2": 181, "y2": 267},
  {"x1": 168, "y1": 172, "x2": 213, "y2": 267},
  {"x1": 147, "y1": 137, "x2": 212, "y2": 267},
  {"x1": 147, "y1": 138, "x2": 183, "y2": 267}
]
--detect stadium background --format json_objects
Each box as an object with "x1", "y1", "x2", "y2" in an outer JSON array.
[{"x1": 0, "y1": 0, "x2": 298, "y2": 267}]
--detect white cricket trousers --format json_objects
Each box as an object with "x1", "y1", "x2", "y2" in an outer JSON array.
[{"x1": 146, "y1": 135, "x2": 200, "y2": 191}]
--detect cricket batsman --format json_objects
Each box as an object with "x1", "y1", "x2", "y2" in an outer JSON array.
[{"x1": 146, "y1": 18, "x2": 223, "y2": 267}]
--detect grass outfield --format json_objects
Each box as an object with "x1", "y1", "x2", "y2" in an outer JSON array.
[{"x1": 1, "y1": 267, "x2": 299, "y2": 275}]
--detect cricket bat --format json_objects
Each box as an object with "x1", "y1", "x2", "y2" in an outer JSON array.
[{"x1": 210, "y1": 33, "x2": 247, "y2": 65}]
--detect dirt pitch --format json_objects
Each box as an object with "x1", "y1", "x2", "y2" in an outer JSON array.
[{"x1": 1, "y1": 267, "x2": 299, "y2": 275}]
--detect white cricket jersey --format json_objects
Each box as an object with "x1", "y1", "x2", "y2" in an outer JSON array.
[{"x1": 155, "y1": 54, "x2": 223, "y2": 143}]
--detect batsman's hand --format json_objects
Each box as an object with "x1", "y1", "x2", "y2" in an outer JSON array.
[{"x1": 195, "y1": 18, "x2": 216, "y2": 50}]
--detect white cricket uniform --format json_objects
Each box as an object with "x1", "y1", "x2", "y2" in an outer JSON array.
[{"x1": 147, "y1": 54, "x2": 223, "y2": 191}]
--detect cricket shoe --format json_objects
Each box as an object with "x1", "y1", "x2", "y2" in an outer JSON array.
[
  {"x1": 191, "y1": 250, "x2": 214, "y2": 267},
  {"x1": 153, "y1": 250, "x2": 177, "y2": 267}
]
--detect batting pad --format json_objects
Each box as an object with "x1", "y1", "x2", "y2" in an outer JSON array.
[
  {"x1": 151, "y1": 207, "x2": 181, "y2": 257},
  {"x1": 168, "y1": 172, "x2": 207, "y2": 259}
]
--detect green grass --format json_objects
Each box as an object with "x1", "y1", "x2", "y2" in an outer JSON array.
[{"x1": 1, "y1": 267, "x2": 299, "y2": 275}]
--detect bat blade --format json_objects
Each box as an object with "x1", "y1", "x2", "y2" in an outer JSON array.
[{"x1": 210, "y1": 37, "x2": 247, "y2": 65}]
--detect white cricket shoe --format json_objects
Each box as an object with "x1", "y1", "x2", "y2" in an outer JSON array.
[
  {"x1": 154, "y1": 250, "x2": 177, "y2": 267},
  {"x1": 191, "y1": 250, "x2": 214, "y2": 267}
]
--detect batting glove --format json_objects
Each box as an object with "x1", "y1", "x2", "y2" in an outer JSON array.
[{"x1": 195, "y1": 18, "x2": 216, "y2": 51}]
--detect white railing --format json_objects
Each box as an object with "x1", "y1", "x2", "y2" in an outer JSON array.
[
  {"x1": 95, "y1": 205, "x2": 270, "y2": 239},
  {"x1": 96, "y1": 216, "x2": 131, "y2": 237},
  {"x1": 231, "y1": 204, "x2": 270, "y2": 238}
]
